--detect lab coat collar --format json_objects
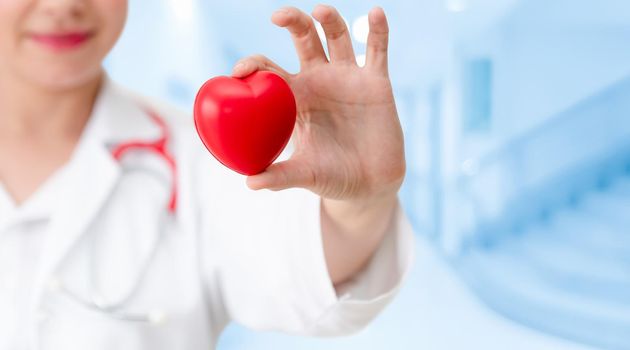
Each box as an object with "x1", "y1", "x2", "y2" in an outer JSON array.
[
  {"x1": 33, "y1": 76, "x2": 164, "y2": 306},
  {"x1": 0, "y1": 164, "x2": 70, "y2": 232},
  {"x1": 85, "y1": 76, "x2": 164, "y2": 147}
]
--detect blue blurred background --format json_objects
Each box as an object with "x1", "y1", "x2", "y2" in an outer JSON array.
[{"x1": 105, "y1": 0, "x2": 630, "y2": 349}]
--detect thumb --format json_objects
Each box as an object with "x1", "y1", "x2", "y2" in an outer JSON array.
[{"x1": 246, "y1": 160, "x2": 315, "y2": 191}]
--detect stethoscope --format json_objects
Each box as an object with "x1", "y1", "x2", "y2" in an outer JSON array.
[{"x1": 49, "y1": 108, "x2": 177, "y2": 325}]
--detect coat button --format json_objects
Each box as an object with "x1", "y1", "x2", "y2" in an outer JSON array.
[
  {"x1": 46, "y1": 276, "x2": 63, "y2": 293},
  {"x1": 36, "y1": 309, "x2": 51, "y2": 323},
  {"x1": 148, "y1": 310, "x2": 167, "y2": 325}
]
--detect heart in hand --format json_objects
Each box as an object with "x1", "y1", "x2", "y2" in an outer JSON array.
[{"x1": 193, "y1": 71, "x2": 296, "y2": 175}]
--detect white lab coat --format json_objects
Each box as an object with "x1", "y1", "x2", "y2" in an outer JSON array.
[{"x1": 1, "y1": 78, "x2": 414, "y2": 349}]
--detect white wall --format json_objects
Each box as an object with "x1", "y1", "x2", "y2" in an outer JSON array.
[{"x1": 105, "y1": 0, "x2": 226, "y2": 110}]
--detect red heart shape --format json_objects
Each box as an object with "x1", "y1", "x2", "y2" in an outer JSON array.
[{"x1": 193, "y1": 71, "x2": 297, "y2": 175}]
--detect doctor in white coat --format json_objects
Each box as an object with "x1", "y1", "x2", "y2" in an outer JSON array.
[{"x1": 0, "y1": 1, "x2": 414, "y2": 349}]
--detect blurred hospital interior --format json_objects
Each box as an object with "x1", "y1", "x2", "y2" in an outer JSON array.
[{"x1": 105, "y1": 0, "x2": 630, "y2": 349}]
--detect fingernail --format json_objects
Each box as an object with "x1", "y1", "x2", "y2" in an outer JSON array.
[
  {"x1": 275, "y1": 7, "x2": 290, "y2": 14},
  {"x1": 233, "y1": 62, "x2": 245, "y2": 72}
]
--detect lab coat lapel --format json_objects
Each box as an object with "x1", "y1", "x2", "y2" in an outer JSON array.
[
  {"x1": 34, "y1": 77, "x2": 162, "y2": 299},
  {"x1": 38, "y1": 139, "x2": 121, "y2": 281}
]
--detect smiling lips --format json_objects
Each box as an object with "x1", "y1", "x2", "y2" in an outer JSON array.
[{"x1": 29, "y1": 31, "x2": 93, "y2": 51}]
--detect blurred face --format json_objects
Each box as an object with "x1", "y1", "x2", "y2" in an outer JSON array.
[{"x1": 0, "y1": 0, "x2": 127, "y2": 91}]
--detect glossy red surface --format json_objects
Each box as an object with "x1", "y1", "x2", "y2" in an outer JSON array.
[{"x1": 193, "y1": 71, "x2": 296, "y2": 175}]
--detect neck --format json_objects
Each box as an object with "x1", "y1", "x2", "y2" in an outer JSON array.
[{"x1": 0, "y1": 72, "x2": 103, "y2": 139}]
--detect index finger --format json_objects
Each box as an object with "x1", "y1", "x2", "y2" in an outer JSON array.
[{"x1": 271, "y1": 7, "x2": 328, "y2": 69}]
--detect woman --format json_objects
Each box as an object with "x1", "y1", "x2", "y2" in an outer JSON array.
[{"x1": 0, "y1": 0, "x2": 413, "y2": 349}]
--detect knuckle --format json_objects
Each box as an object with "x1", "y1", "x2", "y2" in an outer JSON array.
[
  {"x1": 291, "y1": 16, "x2": 315, "y2": 38},
  {"x1": 325, "y1": 26, "x2": 347, "y2": 41},
  {"x1": 250, "y1": 54, "x2": 268, "y2": 63},
  {"x1": 369, "y1": 39, "x2": 389, "y2": 53},
  {"x1": 293, "y1": 24, "x2": 313, "y2": 39},
  {"x1": 281, "y1": 170, "x2": 291, "y2": 188},
  {"x1": 305, "y1": 166, "x2": 317, "y2": 188},
  {"x1": 284, "y1": 6, "x2": 301, "y2": 15}
]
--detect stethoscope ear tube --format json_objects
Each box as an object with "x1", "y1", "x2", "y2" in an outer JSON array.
[
  {"x1": 48, "y1": 107, "x2": 177, "y2": 325},
  {"x1": 110, "y1": 108, "x2": 177, "y2": 214},
  {"x1": 51, "y1": 189, "x2": 174, "y2": 324},
  {"x1": 53, "y1": 277, "x2": 168, "y2": 324}
]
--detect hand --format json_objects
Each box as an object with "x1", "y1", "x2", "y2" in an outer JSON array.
[{"x1": 234, "y1": 5, "x2": 405, "y2": 203}]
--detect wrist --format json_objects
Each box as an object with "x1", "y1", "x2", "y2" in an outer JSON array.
[{"x1": 322, "y1": 191, "x2": 398, "y2": 237}]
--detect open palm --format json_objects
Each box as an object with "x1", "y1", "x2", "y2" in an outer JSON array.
[{"x1": 234, "y1": 5, "x2": 405, "y2": 201}]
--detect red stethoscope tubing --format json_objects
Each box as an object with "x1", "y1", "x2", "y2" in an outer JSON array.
[{"x1": 109, "y1": 109, "x2": 177, "y2": 214}]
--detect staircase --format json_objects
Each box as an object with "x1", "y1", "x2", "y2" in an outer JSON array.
[
  {"x1": 456, "y1": 171, "x2": 630, "y2": 349},
  {"x1": 451, "y1": 74, "x2": 630, "y2": 349}
]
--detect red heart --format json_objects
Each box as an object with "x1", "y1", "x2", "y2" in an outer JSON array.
[{"x1": 193, "y1": 71, "x2": 297, "y2": 175}]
